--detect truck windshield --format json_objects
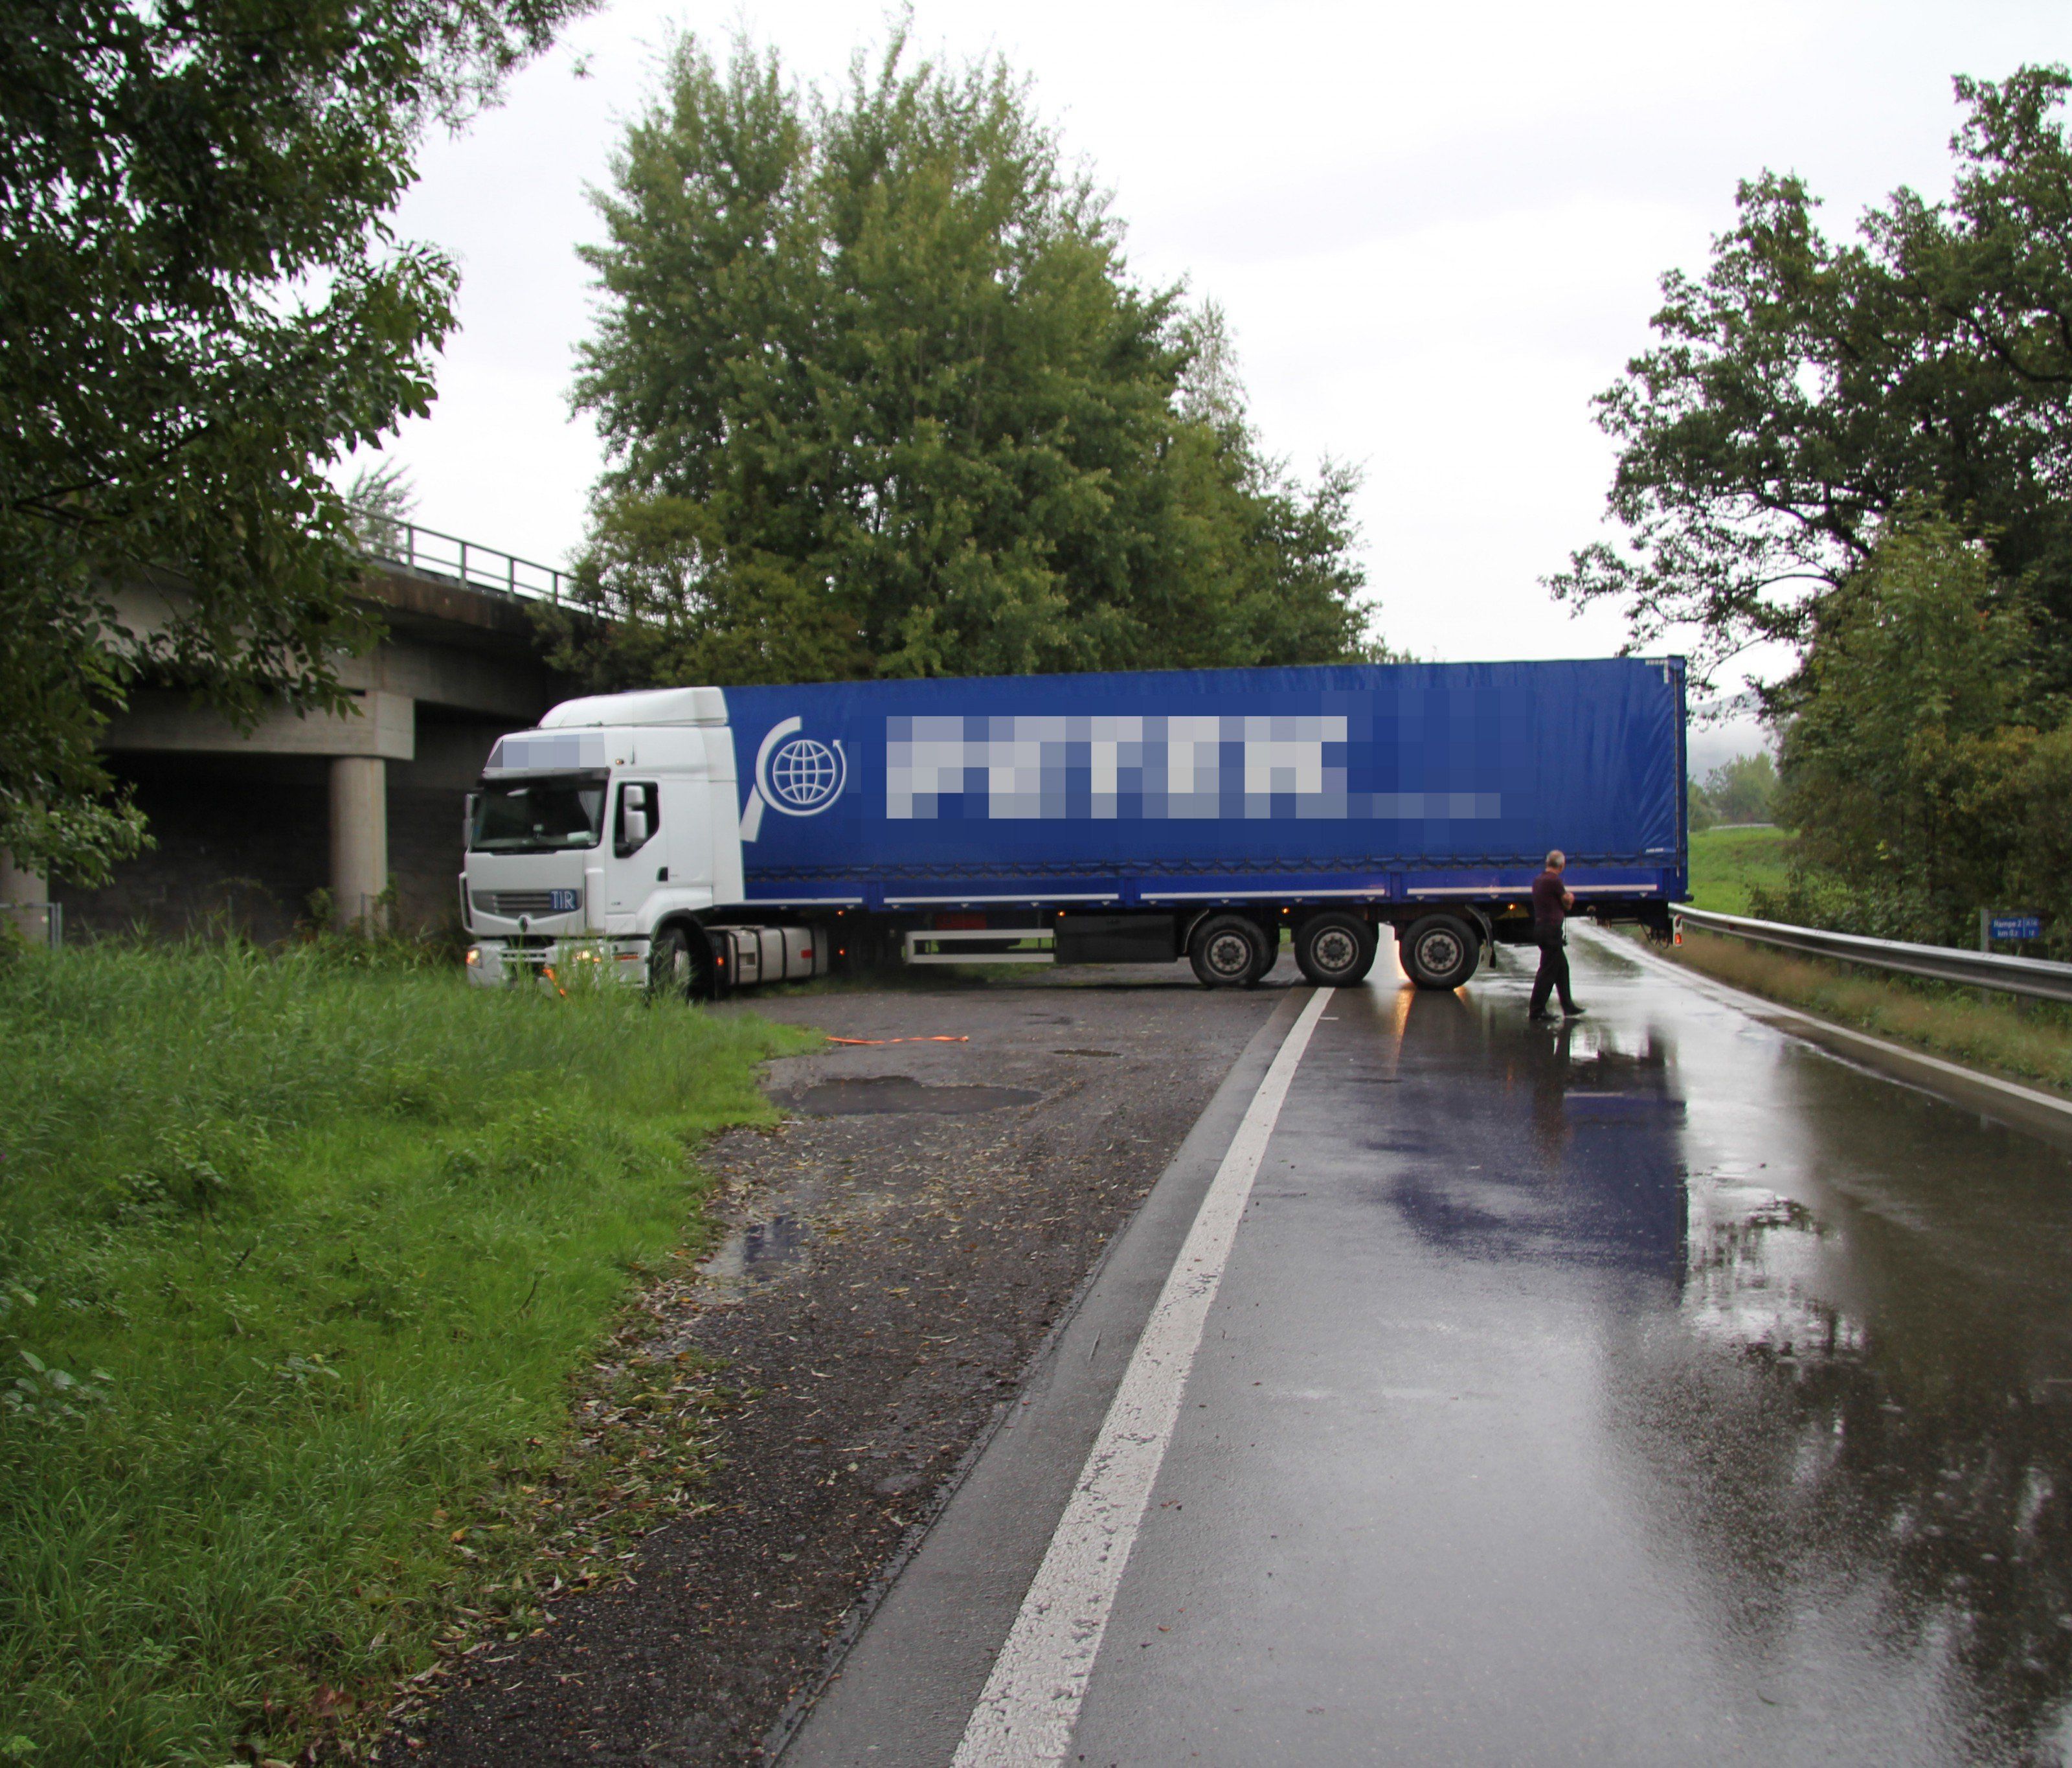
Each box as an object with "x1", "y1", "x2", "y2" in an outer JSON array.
[{"x1": 470, "y1": 775, "x2": 607, "y2": 853}]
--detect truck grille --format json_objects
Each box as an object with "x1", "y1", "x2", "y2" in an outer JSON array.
[{"x1": 473, "y1": 890, "x2": 580, "y2": 916}]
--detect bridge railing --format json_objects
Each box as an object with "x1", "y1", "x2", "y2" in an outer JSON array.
[
  {"x1": 357, "y1": 517, "x2": 572, "y2": 605},
  {"x1": 1673, "y1": 903, "x2": 2072, "y2": 1004}
]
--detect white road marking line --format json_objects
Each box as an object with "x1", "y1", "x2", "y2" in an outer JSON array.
[{"x1": 952, "y1": 986, "x2": 1334, "y2": 1768}]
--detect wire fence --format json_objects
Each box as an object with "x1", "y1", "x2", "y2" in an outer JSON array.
[
  {"x1": 1, "y1": 903, "x2": 62, "y2": 949},
  {"x1": 1673, "y1": 903, "x2": 2072, "y2": 1004}
]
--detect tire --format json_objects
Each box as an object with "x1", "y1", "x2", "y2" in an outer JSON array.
[
  {"x1": 1188, "y1": 912, "x2": 1269, "y2": 988},
  {"x1": 1296, "y1": 911, "x2": 1377, "y2": 986},
  {"x1": 1250, "y1": 921, "x2": 1283, "y2": 983},
  {"x1": 1399, "y1": 913, "x2": 1480, "y2": 990},
  {"x1": 646, "y1": 922, "x2": 712, "y2": 1001}
]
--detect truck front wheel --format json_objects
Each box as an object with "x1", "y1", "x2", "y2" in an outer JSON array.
[
  {"x1": 647, "y1": 923, "x2": 714, "y2": 1001},
  {"x1": 1189, "y1": 913, "x2": 1268, "y2": 988},
  {"x1": 1400, "y1": 914, "x2": 1480, "y2": 990},
  {"x1": 1296, "y1": 911, "x2": 1377, "y2": 986}
]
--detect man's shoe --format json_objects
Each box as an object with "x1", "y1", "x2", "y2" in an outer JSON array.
[
  {"x1": 1561, "y1": 1004, "x2": 1587, "y2": 1016},
  {"x1": 1527, "y1": 1010, "x2": 1555, "y2": 1021}
]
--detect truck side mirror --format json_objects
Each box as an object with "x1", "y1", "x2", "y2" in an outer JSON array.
[{"x1": 616, "y1": 783, "x2": 657, "y2": 856}]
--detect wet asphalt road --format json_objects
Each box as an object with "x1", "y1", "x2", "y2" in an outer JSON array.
[{"x1": 790, "y1": 932, "x2": 2072, "y2": 1766}]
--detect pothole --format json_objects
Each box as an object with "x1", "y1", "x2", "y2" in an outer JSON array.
[{"x1": 785, "y1": 1076, "x2": 1042, "y2": 1115}]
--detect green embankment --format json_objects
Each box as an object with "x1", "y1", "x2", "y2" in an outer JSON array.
[
  {"x1": 1685, "y1": 823, "x2": 1793, "y2": 914},
  {"x1": 0, "y1": 944, "x2": 815, "y2": 1765}
]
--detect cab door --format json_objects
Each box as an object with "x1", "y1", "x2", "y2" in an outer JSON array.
[{"x1": 606, "y1": 780, "x2": 662, "y2": 922}]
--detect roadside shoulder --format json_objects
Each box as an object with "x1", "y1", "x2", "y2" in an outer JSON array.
[
  {"x1": 775, "y1": 986, "x2": 1314, "y2": 1767},
  {"x1": 1586, "y1": 925, "x2": 2072, "y2": 1155}
]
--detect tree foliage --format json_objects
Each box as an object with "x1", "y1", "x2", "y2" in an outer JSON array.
[
  {"x1": 1687, "y1": 751, "x2": 1777, "y2": 831},
  {"x1": 550, "y1": 32, "x2": 1379, "y2": 691},
  {"x1": 1552, "y1": 66, "x2": 2072, "y2": 692},
  {"x1": 1755, "y1": 506, "x2": 2072, "y2": 944},
  {"x1": 1, "y1": 0, "x2": 590, "y2": 880}
]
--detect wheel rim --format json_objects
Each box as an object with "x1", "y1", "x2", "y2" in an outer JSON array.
[
  {"x1": 652, "y1": 934, "x2": 690, "y2": 994},
  {"x1": 1204, "y1": 929, "x2": 1255, "y2": 980},
  {"x1": 1416, "y1": 929, "x2": 1463, "y2": 978},
  {"x1": 1311, "y1": 927, "x2": 1360, "y2": 977}
]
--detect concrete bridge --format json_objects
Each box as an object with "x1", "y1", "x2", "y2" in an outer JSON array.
[{"x1": 32, "y1": 529, "x2": 580, "y2": 944}]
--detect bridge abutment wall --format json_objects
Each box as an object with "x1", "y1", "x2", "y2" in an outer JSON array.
[{"x1": 51, "y1": 563, "x2": 576, "y2": 944}]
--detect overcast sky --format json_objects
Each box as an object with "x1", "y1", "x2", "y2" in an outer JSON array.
[{"x1": 357, "y1": 1, "x2": 2072, "y2": 761}]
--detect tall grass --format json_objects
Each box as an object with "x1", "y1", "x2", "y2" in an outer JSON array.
[{"x1": 0, "y1": 942, "x2": 813, "y2": 1764}]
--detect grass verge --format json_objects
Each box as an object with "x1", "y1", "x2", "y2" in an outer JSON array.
[
  {"x1": 1656, "y1": 928, "x2": 2072, "y2": 1097},
  {"x1": 0, "y1": 942, "x2": 816, "y2": 1765},
  {"x1": 1687, "y1": 824, "x2": 1794, "y2": 914}
]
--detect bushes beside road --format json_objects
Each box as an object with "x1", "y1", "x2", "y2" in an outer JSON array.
[{"x1": 0, "y1": 942, "x2": 813, "y2": 1765}]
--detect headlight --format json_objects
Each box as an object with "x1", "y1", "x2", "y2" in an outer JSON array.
[
  {"x1": 574, "y1": 948, "x2": 601, "y2": 964},
  {"x1": 465, "y1": 947, "x2": 482, "y2": 966}
]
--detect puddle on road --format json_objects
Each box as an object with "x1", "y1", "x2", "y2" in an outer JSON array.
[
  {"x1": 703, "y1": 1212, "x2": 811, "y2": 1291},
  {"x1": 787, "y1": 1076, "x2": 1041, "y2": 1115}
]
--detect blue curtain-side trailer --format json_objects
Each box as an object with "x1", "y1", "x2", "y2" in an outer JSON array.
[{"x1": 721, "y1": 657, "x2": 1687, "y2": 989}]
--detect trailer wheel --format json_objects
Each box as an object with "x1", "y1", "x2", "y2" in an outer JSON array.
[
  {"x1": 647, "y1": 922, "x2": 712, "y2": 1001},
  {"x1": 1189, "y1": 913, "x2": 1268, "y2": 988},
  {"x1": 1400, "y1": 913, "x2": 1479, "y2": 990},
  {"x1": 1296, "y1": 911, "x2": 1377, "y2": 986}
]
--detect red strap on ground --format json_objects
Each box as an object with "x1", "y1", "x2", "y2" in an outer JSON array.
[{"x1": 824, "y1": 1035, "x2": 971, "y2": 1045}]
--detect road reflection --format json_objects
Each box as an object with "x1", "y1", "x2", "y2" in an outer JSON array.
[
  {"x1": 1384, "y1": 987, "x2": 1687, "y2": 1278},
  {"x1": 1377, "y1": 974, "x2": 2072, "y2": 1760},
  {"x1": 1618, "y1": 1052, "x2": 2072, "y2": 1765}
]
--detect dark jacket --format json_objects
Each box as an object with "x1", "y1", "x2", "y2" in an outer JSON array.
[{"x1": 1531, "y1": 870, "x2": 1569, "y2": 939}]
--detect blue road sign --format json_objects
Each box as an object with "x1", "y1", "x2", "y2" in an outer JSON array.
[{"x1": 1991, "y1": 914, "x2": 2042, "y2": 942}]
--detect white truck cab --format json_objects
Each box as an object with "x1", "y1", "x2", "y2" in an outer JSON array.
[{"x1": 461, "y1": 686, "x2": 824, "y2": 991}]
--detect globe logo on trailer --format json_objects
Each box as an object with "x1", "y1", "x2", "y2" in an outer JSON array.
[
  {"x1": 742, "y1": 716, "x2": 848, "y2": 841},
  {"x1": 769, "y1": 735, "x2": 843, "y2": 811}
]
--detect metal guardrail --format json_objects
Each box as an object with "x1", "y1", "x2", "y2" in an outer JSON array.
[
  {"x1": 1673, "y1": 904, "x2": 2072, "y2": 1004},
  {"x1": 356, "y1": 517, "x2": 570, "y2": 604}
]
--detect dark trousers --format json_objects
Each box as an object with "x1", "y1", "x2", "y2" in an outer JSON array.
[{"x1": 1529, "y1": 933, "x2": 1577, "y2": 1015}]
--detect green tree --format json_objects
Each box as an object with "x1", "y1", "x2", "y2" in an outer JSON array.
[
  {"x1": 1687, "y1": 776, "x2": 1718, "y2": 833},
  {"x1": 1701, "y1": 752, "x2": 1777, "y2": 825},
  {"x1": 550, "y1": 32, "x2": 1378, "y2": 691},
  {"x1": 344, "y1": 459, "x2": 421, "y2": 560},
  {"x1": 1764, "y1": 508, "x2": 2039, "y2": 941},
  {"x1": 1551, "y1": 66, "x2": 2072, "y2": 692},
  {"x1": 1, "y1": 0, "x2": 591, "y2": 881}
]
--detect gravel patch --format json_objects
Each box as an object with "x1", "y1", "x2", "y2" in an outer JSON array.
[{"x1": 381, "y1": 964, "x2": 1289, "y2": 1765}]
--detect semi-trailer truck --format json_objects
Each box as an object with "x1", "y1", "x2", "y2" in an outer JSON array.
[{"x1": 460, "y1": 658, "x2": 1686, "y2": 994}]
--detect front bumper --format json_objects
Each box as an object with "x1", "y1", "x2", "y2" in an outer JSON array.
[{"x1": 465, "y1": 935, "x2": 651, "y2": 988}]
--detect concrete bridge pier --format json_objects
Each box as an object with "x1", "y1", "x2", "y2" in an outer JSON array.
[
  {"x1": 1, "y1": 848, "x2": 49, "y2": 944},
  {"x1": 330, "y1": 756, "x2": 388, "y2": 928}
]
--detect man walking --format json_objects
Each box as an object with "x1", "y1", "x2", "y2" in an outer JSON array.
[{"x1": 1529, "y1": 849, "x2": 1584, "y2": 1019}]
